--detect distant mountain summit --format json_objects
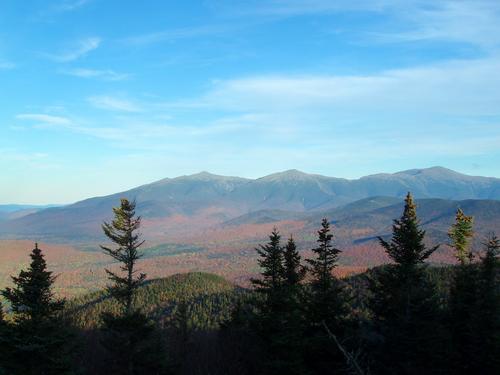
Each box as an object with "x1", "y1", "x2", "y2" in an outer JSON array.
[{"x1": 1, "y1": 166, "x2": 499, "y2": 240}]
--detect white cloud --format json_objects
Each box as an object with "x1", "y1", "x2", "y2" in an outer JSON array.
[
  {"x1": 220, "y1": 0, "x2": 500, "y2": 50},
  {"x1": 87, "y1": 95, "x2": 141, "y2": 112},
  {"x1": 370, "y1": 1, "x2": 500, "y2": 48},
  {"x1": 123, "y1": 25, "x2": 229, "y2": 45},
  {"x1": 168, "y1": 57, "x2": 500, "y2": 117},
  {"x1": 46, "y1": 37, "x2": 101, "y2": 62},
  {"x1": 62, "y1": 68, "x2": 129, "y2": 81},
  {"x1": 56, "y1": 0, "x2": 91, "y2": 12},
  {"x1": 16, "y1": 113, "x2": 72, "y2": 125}
]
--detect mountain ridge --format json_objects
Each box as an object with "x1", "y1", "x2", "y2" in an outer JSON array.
[{"x1": 1, "y1": 166, "x2": 500, "y2": 242}]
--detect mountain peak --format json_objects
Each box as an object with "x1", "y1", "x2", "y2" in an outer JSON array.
[
  {"x1": 260, "y1": 169, "x2": 313, "y2": 181},
  {"x1": 397, "y1": 166, "x2": 465, "y2": 178}
]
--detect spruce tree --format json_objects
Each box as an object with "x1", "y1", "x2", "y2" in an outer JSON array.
[
  {"x1": 250, "y1": 229, "x2": 308, "y2": 374},
  {"x1": 306, "y1": 218, "x2": 345, "y2": 327},
  {"x1": 100, "y1": 198, "x2": 166, "y2": 375},
  {"x1": 305, "y1": 218, "x2": 349, "y2": 374},
  {"x1": 101, "y1": 198, "x2": 146, "y2": 314},
  {"x1": 0, "y1": 300, "x2": 7, "y2": 375},
  {"x1": 251, "y1": 228, "x2": 285, "y2": 294},
  {"x1": 1, "y1": 243, "x2": 73, "y2": 375},
  {"x1": 472, "y1": 235, "x2": 500, "y2": 374},
  {"x1": 369, "y1": 193, "x2": 442, "y2": 375},
  {"x1": 283, "y1": 235, "x2": 306, "y2": 287},
  {"x1": 449, "y1": 208, "x2": 474, "y2": 264},
  {"x1": 448, "y1": 209, "x2": 478, "y2": 374},
  {"x1": 281, "y1": 236, "x2": 308, "y2": 373}
]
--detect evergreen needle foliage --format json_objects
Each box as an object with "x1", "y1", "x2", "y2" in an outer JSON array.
[
  {"x1": 101, "y1": 198, "x2": 146, "y2": 315},
  {"x1": 370, "y1": 192, "x2": 443, "y2": 375},
  {"x1": 449, "y1": 208, "x2": 474, "y2": 264},
  {"x1": 283, "y1": 235, "x2": 306, "y2": 287},
  {"x1": 100, "y1": 198, "x2": 167, "y2": 375},
  {"x1": 305, "y1": 218, "x2": 349, "y2": 374},
  {"x1": 448, "y1": 208, "x2": 478, "y2": 374},
  {"x1": 1, "y1": 244, "x2": 73, "y2": 375}
]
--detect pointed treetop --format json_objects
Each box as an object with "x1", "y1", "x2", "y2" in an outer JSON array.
[
  {"x1": 403, "y1": 192, "x2": 417, "y2": 221},
  {"x1": 448, "y1": 208, "x2": 474, "y2": 264},
  {"x1": 378, "y1": 192, "x2": 438, "y2": 266}
]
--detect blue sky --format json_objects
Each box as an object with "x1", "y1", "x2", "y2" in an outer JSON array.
[{"x1": 1, "y1": 0, "x2": 500, "y2": 204}]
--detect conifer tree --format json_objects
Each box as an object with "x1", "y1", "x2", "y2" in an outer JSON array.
[
  {"x1": 449, "y1": 208, "x2": 474, "y2": 264},
  {"x1": 283, "y1": 236, "x2": 306, "y2": 287},
  {"x1": 101, "y1": 198, "x2": 146, "y2": 314},
  {"x1": 306, "y1": 218, "x2": 345, "y2": 326},
  {"x1": 472, "y1": 235, "x2": 500, "y2": 374},
  {"x1": 0, "y1": 300, "x2": 7, "y2": 375},
  {"x1": 100, "y1": 199, "x2": 167, "y2": 375},
  {"x1": 1, "y1": 243, "x2": 73, "y2": 375},
  {"x1": 448, "y1": 209, "x2": 478, "y2": 374},
  {"x1": 305, "y1": 218, "x2": 349, "y2": 374},
  {"x1": 250, "y1": 229, "x2": 308, "y2": 374},
  {"x1": 370, "y1": 193, "x2": 442, "y2": 375},
  {"x1": 251, "y1": 228, "x2": 285, "y2": 294}
]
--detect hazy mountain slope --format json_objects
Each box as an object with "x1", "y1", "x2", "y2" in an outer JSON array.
[
  {"x1": 306, "y1": 197, "x2": 500, "y2": 247},
  {"x1": 0, "y1": 204, "x2": 61, "y2": 221},
  {"x1": 1, "y1": 167, "x2": 499, "y2": 241}
]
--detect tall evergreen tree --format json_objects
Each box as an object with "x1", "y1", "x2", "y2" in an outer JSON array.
[
  {"x1": 369, "y1": 193, "x2": 442, "y2": 375},
  {"x1": 101, "y1": 198, "x2": 146, "y2": 314},
  {"x1": 251, "y1": 228, "x2": 285, "y2": 294},
  {"x1": 448, "y1": 209, "x2": 478, "y2": 375},
  {"x1": 1, "y1": 243, "x2": 73, "y2": 375},
  {"x1": 283, "y1": 236, "x2": 306, "y2": 287},
  {"x1": 250, "y1": 229, "x2": 308, "y2": 374},
  {"x1": 100, "y1": 199, "x2": 167, "y2": 375},
  {"x1": 305, "y1": 218, "x2": 349, "y2": 374},
  {"x1": 472, "y1": 235, "x2": 500, "y2": 375},
  {"x1": 306, "y1": 218, "x2": 345, "y2": 326},
  {"x1": 449, "y1": 208, "x2": 474, "y2": 264},
  {"x1": 0, "y1": 300, "x2": 7, "y2": 375}
]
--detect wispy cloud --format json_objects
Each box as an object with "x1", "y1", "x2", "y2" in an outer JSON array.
[
  {"x1": 167, "y1": 57, "x2": 500, "y2": 117},
  {"x1": 16, "y1": 113, "x2": 72, "y2": 126},
  {"x1": 61, "y1": 68, "x2": 129, "y2": 81},
  {"x1": 45, "y1": 37, "x2": 101, "y2": 62},
  {"x1": 87, "y1": 95, "x2": 142, "y2": 112},
  {"x1": 221, "y1": 0, "x2": 500, "y2": 50},
  {"x1": 369, "y1": 1, "x2": 500, "y2": 48},
  {"x1": 123, "y1": 25, "x2": 229, "y2": 46},
  {"x1": 55, "y1": 0, "x2": 91, "y2": 12}
]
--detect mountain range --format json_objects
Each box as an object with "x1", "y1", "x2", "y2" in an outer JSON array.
[
  {"x1": 1, "y1": 166, "x2": 499, "y2": 247},
  {"x1": 1, "y1": 166, "x2": 500, "y2": 293}
]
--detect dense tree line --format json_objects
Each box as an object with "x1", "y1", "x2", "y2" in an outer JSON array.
[{"x1": 0, "y1": 194, "x2": 498, "y2": 374}]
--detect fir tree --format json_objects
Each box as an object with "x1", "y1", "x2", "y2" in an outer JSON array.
[
  {"x1": 448, "y1": 208, "x2": 474, "y2": 264},
  {"x1": 370, "y1": 193, "x2": 442, "y2": 375},
  {"x1": 283, "y1": 235, "x2": 306, "y2": 287},
  {"x1": 251, "y1": 228, "x2": 285, "y2": 294},
  {"x1": 1, "y1": 243, "x2": 73, "y2": 375},
  {"x1": 306, "y1": 218, "x2": 345, "y2": 326},
  {"x1": 251, "y1": 229, "x2": 308, "y2": 374},
  {"x1": 472, "y1": 235, "x2": 500, "y2": 374},
  {"x1": 448, "y1": 209, "x2": 478, "y2": 374},
  {"x1": 378, "y1": 193, "x2": 438, "y2": 267},
  {"x1": 305, "y1": 218, "x2": 349, "y2": 374},
  {"x1": 101, "y1": 198, "x2": 146, "y2": 314},
  {"x1": 100, "y1": 199, "x2": 167, "y2": 375},
  {"x1": 0, "y1": 300, "x2": 7, "y2": 375}
]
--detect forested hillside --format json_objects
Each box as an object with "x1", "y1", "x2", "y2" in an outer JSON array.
[{"x1": 0, "y1": 195, "x2": 498, "y2": 375}]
